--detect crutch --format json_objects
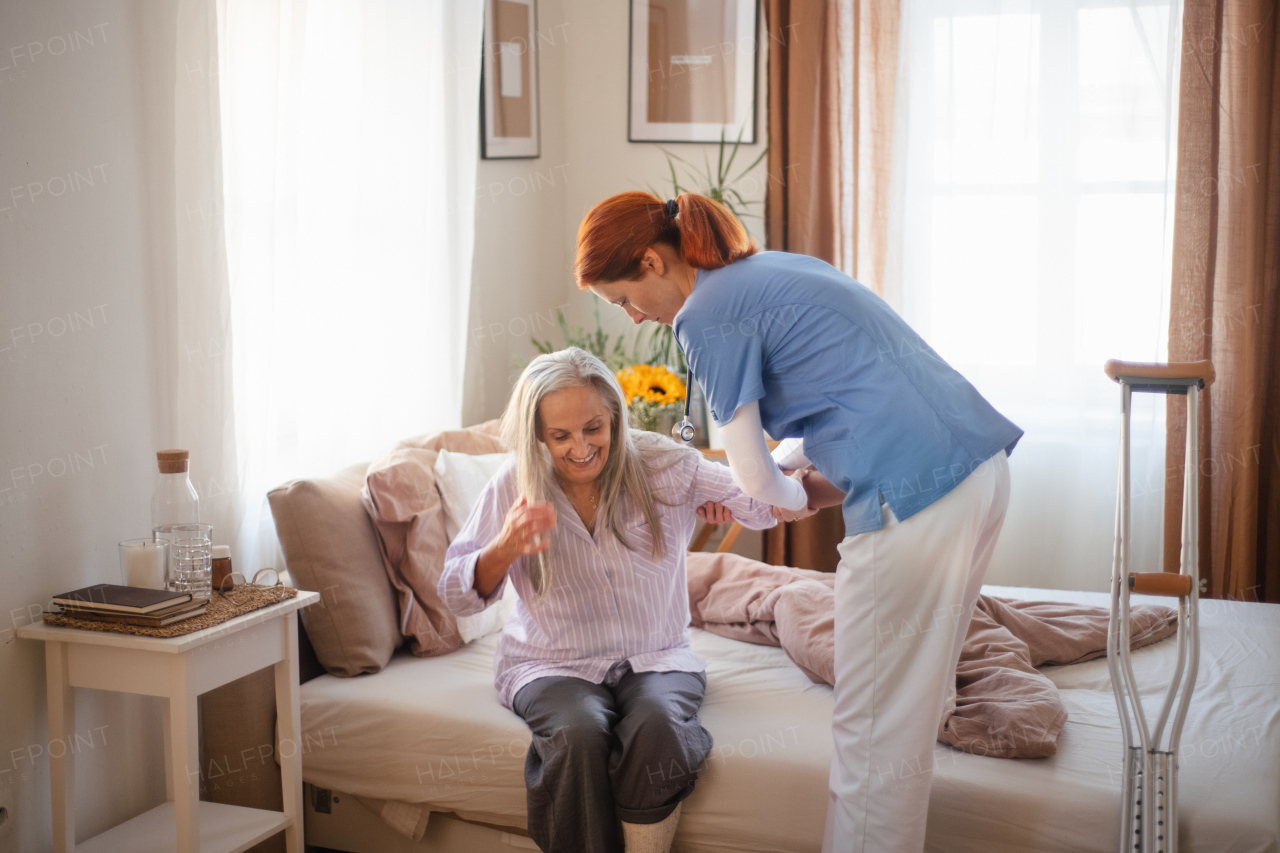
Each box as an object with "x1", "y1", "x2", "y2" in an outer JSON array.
[{"x1": 1104, "y1": 359, "x2": 1214, "y2": 853}]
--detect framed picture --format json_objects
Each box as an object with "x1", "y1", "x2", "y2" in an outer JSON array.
[
  {"x1": 482, "y1": 0, "x2": 541, "y2": 159},
  {"x1": 628, "y1": 0, "x2": 758, "y2": 144}
]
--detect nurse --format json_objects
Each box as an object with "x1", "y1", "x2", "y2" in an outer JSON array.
[{"x1": 576, "y1": 191, "x2": 1022, "y2": 853}]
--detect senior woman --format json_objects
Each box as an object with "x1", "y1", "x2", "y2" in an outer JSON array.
[
  {"x1": 576, "y1": 191, "x2": 1023, "y2": 853},
  {"x1": 438, "y1": 347, "x2": 776, "y2": 853}
]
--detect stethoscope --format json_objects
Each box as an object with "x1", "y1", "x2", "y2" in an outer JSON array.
[{"x1": 672, "y1": 342, "x2": 697, "y2": 444}]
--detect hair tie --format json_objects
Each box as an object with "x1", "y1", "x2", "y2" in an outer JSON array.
[{"x1": 665, "y1": 198, "x2": 678, "y2": 219}]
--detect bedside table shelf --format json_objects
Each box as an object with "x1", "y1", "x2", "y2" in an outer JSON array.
[
  {"x1": 76, "y1": 802, "x2": 290, "y2": 853},
  {"x1": 19, "y1": 591, "x2": 319, "y2": 853}
]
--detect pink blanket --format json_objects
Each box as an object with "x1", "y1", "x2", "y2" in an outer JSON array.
[{"x1": 686, "y1": 552, "x2": 1178, "y2": 758}]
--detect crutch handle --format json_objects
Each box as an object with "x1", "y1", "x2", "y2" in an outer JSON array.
[
  {"x1": 1128, "y1": 572, "x2": 1194, "y2": 597},
  {"x1": 1104, "y1": 359, "x2": 1215, "y2": 389}
]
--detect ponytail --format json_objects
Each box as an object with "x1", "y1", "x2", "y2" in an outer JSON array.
[{"x1": 575, "y1": 191, "x2": 757, "y2": 287}]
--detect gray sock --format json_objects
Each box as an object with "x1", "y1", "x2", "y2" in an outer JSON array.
[{"x1": 621, "y1": 802, "x2": 683, "y2": 853}]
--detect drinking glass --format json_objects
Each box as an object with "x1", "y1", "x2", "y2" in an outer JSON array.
[{"x1": 153, "y1": 523, "x2": 213, "y2": 599}]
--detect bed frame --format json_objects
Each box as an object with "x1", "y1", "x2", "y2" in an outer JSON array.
[
  {"x1": 304, "y1": 783, "x2": 535, "y2": 853},
  {"x1": 294, "y1": 511, "x2": 745, "y2": 853}
]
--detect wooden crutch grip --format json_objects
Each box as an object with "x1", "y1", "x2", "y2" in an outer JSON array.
[
  {"x1": 1128, "y1": 572, "x2": 1193, "y2": 597},
  {"x1": 1104, "y1": 359, "x2": 1215, "y2": 387}
]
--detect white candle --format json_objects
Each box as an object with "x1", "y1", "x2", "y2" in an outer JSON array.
[{"x1": 122, "y1": 541, "x2": 167, "y2": 589}]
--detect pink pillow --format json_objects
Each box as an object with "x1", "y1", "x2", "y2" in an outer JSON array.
[{"x1": 361, "y1": 422, "x2": 506, "y2": 657}]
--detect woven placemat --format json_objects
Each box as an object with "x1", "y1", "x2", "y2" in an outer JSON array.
[{"x1": 43, "y1": 585, "x2": 299, "y2": 638}]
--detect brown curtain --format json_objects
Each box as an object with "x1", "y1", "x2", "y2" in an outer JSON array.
[
  {"x1": 1165, "y1": 1, "x2": 1280, "y2": 603},
  {"x1": 765, "y1": 0, "x2": 841, "y2": 263},
  {"x1": 764, "y1": 0, "x2": 899, "y2": 287},
  {"x1": 764, "y1": 507, "x2": 846, "y2": 573},
  {"x1": 762, "y1": 0, "x2": 900, "y2": 570}
]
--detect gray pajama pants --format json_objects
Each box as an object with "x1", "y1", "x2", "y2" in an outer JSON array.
[{"x1": 511, "y1": 667, "x2": 713, "y2": 853}]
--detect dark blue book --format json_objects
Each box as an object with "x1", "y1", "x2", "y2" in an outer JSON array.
[{"x1": 52, "y1": 584, "x2": 191, "y2": 614}]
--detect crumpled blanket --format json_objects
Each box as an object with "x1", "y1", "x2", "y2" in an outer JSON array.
[{"x1": 686, "y1": 552, "x2": 1178, "y2": 758}]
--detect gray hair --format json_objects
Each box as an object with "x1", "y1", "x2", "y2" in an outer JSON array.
[{"x1": 500, "y1": 347, "x2": 698, "y2": 598}]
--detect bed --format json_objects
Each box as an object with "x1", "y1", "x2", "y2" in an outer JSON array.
[{"x1": 297, "y1": 585, "x2": 1280, "y2": 853}]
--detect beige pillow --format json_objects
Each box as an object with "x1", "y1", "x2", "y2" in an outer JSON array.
[
  {"x1": 362, "y1": 422, "x2": 505, "y2": 657},
  {"x1": 268, "y1": 462, "x2": 403, "y2": 676}
]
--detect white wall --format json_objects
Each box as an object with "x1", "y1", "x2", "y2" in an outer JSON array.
[
  {"x1": 465, "y1": 0, "x2": 769, "y2": 424},
  {"x1": 0, "y1": 3, "x2": 177, "y2": 850},
  {"x1": 0, "y1": 3, "x2": 766, "y2": 848},
  {"x1": 558, "y1": 0, "x2": 770, "y2": 296},
  {"x1": 463, "y1": 0, "x2": 770, "y2": 560},
  {"x1": 464, "y1": 0, "x2": 572, "y2": 427}
]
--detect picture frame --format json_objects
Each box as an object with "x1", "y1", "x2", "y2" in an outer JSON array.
[
  {"x1": 482, "y1": 0, "x2": 541, "y2": 159},
  {"x1": 628, "y1": 0, "x2": 758, "y2": 144}
]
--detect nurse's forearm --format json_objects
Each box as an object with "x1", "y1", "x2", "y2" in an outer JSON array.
[
  {"x1": 720, "y1": 401, "x2": 808, "y2": 511},
  {"x1": 800, "y1": 470, "x2": 846, "y2": 510}
]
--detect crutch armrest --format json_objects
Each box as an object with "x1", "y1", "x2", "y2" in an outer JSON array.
[
  {"x1": 1128, "y1": 572, "x2": 1194, "y2": 597},
  {"x1": 1104, "y1": 359, "x2": 1215, "y2": 388}
]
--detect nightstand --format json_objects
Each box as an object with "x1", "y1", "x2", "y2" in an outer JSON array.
[{"x1": 17, "y1": 590, "x2": 320, "y2": 853}]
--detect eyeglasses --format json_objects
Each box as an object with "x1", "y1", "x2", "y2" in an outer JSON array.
[{"x1": 215, "y1": 568, "x2": 282, "y2": 603}]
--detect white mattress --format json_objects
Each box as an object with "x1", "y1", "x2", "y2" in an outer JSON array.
[{"x1": 299, "y1": 586, "x2": 1280, "y2": 853}]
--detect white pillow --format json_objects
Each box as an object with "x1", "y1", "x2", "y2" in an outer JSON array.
[
  {"x1": 434, "y1": 450, "x2": 518, "y2": 643},
  {"x1": 434, "y1": 450, "x2": 512, "y2": 540}
]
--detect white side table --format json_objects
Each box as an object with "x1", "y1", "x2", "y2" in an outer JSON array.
[{"x1": 18, "y1": 591, "x2": 319, "y2": 853}]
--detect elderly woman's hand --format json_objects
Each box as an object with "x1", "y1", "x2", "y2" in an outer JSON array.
[
  {"x1": 696, "y1": 501, "x2": 735, "y2": 525},
  {"x1": 498, "y1": 496, "x2": 558, "y2": 559},
  {"x1": 474, "y1": 496, "x2": 556, "y2": 598}
]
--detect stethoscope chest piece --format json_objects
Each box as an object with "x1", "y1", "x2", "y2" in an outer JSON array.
[{"x1": 673, "y1": 341, "x2": 697, "y2": 444}]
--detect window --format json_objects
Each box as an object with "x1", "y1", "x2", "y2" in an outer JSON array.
[{"x1": 895, "y1": 0, "x2": 1181, "y2": 588}]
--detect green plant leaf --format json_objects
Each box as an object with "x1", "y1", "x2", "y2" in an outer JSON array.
[
  {"x1": 722, "y1": 127, "x2": 742, "y2": 182},
  {"x1": 734, "y1": 144, "x2": 768, "y2": 182},
  {"x1": 717, "y1": 128, "x2": 727, "y2": 186},
  {"x1": 658, "y1": 146, "x2": 696, "y2": 169}
]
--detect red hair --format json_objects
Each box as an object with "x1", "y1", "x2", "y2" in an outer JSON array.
[{"x1": 575, "y1": 191, "x2": 757, "y2": 287}]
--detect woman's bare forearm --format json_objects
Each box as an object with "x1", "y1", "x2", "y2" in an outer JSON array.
[
  {"x1": 474, "y1": 541, "x2": 515, "y2": 599},
  {"x1": 802, "y1": 470, "x2": 846, "y2": 510}
]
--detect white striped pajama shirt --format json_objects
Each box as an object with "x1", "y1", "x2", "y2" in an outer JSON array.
[{"x1": 438, "y1": 439, "x2": 777, "y2": 710}]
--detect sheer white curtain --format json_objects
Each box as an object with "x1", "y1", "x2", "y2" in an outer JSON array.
[
  {"x1": 149, "y1": 0, "x2": 243, "y2": 551},
  {"x1": 888, "y1": 0, "x2": 1182, "y2": 591},
  {"x1": 216, "y1": 0, "x2": 484, "y2": 568}
]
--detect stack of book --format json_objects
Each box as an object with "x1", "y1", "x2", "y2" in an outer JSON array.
[{"x1": 53, "y1": 584, "x2": 208, "y2": 627}]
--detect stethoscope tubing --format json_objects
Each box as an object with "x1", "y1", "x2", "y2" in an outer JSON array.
[{"x1": 673, "y1": 341, "x2": 696, "y2": 444}]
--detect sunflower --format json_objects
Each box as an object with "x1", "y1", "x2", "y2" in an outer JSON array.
[{"x1": 616, "y1": 364, "x2": 686, "y2": 407}]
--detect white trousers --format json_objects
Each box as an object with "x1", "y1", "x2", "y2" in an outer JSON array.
[{"x1": 822, "y1": 451, "x2": 1011, "y2": 853}]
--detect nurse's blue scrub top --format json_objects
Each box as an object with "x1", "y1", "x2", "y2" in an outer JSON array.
[{"x1": 672, "y1": 251, "x2": 1023, "y2": 537}]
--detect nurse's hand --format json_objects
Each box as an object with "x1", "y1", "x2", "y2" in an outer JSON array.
[
  {"x1": 773, "y1": 503, "x2": 819, "y2": 522},
  {"x1": 772, "y1": 469, "x2": 820, "y2": 522},
  {"x1": 696, "y1": 501, "x2": 735, "y2": 525}
]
